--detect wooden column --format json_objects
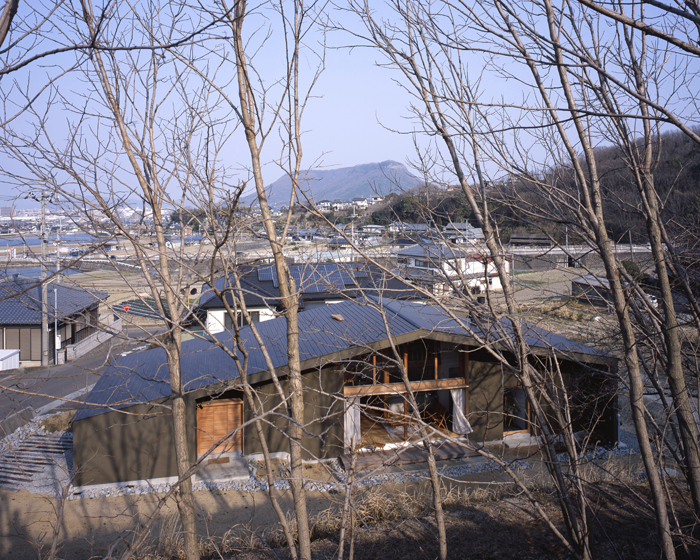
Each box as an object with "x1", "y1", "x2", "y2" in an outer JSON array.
[
  {"x1": 460, "y1": 346, "x2": 470, "y2": 419},
  {"x1": 434, "y1": 340, "x2": 439, "y2": 380},
  {"x1": 403, "y1": 397, "x2": 408, "y2": 441},
  {"x1": 383, "y1": 369, "x2": 390, "y2": 419}
]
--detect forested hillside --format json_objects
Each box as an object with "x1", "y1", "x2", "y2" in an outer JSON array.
[{"x1": 372, "y1": 130, "x2": 700, "y2": 244}]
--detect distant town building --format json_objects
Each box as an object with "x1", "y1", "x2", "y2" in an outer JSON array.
[
  {"x1": 441, "y1": 222, "x2": 484, "y2": 244},
  {"x1": 509, "y1": 233, "x2": 552, "y2": 247},
  {"x1": 388, "y1": 221, "x2": 431, "y2": 235},
  {"x1": 351, "y1": 197, "x2": 369, "y2": 209},
  {"x1": 0, "y1": 207, "x2": 14, "y2": 218},
  {"x1": 331, "y1": 200, "x2": 350, "y2": 211}
]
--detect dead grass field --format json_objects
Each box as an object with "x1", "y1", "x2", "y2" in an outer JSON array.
[
  {"x1": 4, "y1": 452, "x2": 696, "y2": 560},
  {"x1": 138, "y1": 472, "x2": 697, "y2": 560}
]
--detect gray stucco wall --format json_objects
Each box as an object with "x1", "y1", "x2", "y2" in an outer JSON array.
[
  {"x1": 73, "y1": 365, "x2": 345, "y2": 486},
  {"x1": 73, "y1": 397, "x2": 197, "y2": 487},
  {"x1": 468, "y1": 360, "x2": 504, "y2": 443}
]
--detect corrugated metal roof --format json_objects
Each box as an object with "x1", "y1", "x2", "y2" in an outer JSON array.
[
  {"x1": 198, "y1": 263, "x2": 425, "y2": 310},
  {"x1": 0, "y1": 276, "x2": 106, "y2": 325},
  {"x1": 74, "y1": 298, "x2": 612, "y2": 421}
]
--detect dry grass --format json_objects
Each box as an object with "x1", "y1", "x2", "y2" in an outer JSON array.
[
  {"x1": 40, "y1": 410, "x2": 74, "y2": 433},
  {"x1": 130, "y1": 456, "x2": 696, "y2": 560}
]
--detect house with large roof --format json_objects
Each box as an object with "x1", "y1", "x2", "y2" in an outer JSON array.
[
  {"x1": 196, "y1": 262, "x2": 426, "y2": 334},
  {"x1": 72, "y1": 299, "x2": 617, "y2": 487},
  {"x1": 0, "y1": 275, "x2": 108, "y2": 365}
]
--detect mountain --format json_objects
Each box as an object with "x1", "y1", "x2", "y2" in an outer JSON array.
[{"x1": 251, "y1": 161, "x2": 422, "y2": 208}]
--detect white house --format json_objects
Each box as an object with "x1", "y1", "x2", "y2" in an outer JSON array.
[
  {"x1": 331, "y1": 200, "x2": 350, "y2": 212},
  {"x1": 397, "y1": 243, "x2": 506, "y2": 295},
  {"x1": 351, "y1": 197, "x2": 369, "y2": 210}
]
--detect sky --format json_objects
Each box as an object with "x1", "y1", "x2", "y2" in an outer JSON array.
[
  {"x1": 2, "y1": 2, "x2": 699, "y2": 210},
  {"x1": 0, "y1": 3, "x2": 424, "y2": 209}
]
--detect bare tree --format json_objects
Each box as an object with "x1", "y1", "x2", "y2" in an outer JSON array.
[{"x1": 337, "y1": 0, "x2": 698, "y2": 557}]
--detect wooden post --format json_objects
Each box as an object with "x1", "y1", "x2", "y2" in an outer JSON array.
[
  {"x1": 403, "y1": 396, "x2": 408, "y2": 441},
  {"x1": 461, "y1": 346, "x2": 470, "y2": 420},
  {"x1": 372, "y1": 354, "x2": 376, "y2": 385},
  {"x1": 434, "y1": 340, "x2": 439, "y2": 380},
  {"x1": 383, "y1": 369, "x2": 389, "y2": 419}
]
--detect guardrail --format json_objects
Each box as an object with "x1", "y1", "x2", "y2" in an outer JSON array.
[{"x1": 65, "y1": 315, "x2": 123, "y2": 362}]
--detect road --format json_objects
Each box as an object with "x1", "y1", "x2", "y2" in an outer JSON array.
[{"x1": 0, "y1": 327, "x2": 162, "y2": 424}]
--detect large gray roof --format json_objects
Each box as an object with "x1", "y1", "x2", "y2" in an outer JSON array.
[
  {"x1": 197, "y1": 263, "x2": 425, "y2": 310},
  {"x1": 0, "y1": 276, "x2": 106, "y2": 325},
  {"x1": 74, "y1": 298, "x2": 613, "y2": 421}
]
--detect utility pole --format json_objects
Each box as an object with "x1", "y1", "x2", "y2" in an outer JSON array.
[{"x1": 26, "y1": 190, "x2": 55, "y2": 366}]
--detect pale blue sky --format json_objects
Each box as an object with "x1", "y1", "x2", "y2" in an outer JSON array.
[
  {"x1": 0, "y1": 3, "x2": 423, "y2": 209},
  {"x1": 2, "y1": 2, "x2": 699, "y2": 210}
]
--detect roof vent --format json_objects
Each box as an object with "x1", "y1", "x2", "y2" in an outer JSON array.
[{"x1": 331, "y1": 314, "x2": 345, "y2": 322}]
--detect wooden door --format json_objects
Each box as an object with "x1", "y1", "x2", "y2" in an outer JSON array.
[{"x1": 197, "y1": 398, "x2": 243, "y2": 456}]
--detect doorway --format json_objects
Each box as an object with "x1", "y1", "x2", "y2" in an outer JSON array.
[
  {"x1": 503, "y1": 387, "x2": 529, "y2": 434},
  {"x1": 196, "y1": 398, "x2": 243, "y2": 456}
]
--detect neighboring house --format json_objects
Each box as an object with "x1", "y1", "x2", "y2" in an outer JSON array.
[
  {"x1": 287, "y1": 227, "x2": 319, "y2": 242},
  {"x1": 388, "y1": 222, "x2": 431, "y2": 235},
  {"x1": 370, "y1": 196, "x2": 384, "y2": 205},
  {"x1": 351, "y1": 197, "x2": 369, "y2": 210},
  {"x1": 72, "y1": 298, "x2": 618, "y2": 487},
  {"x1": 0, "y1": 275, "x2": 107, "y2": 365},
  {"x1": 360, "y1": 224, "x2": 386, "y2": 237},
  {"x1": 396, "y1": 243, "x2": 506, "y2": 295},
  {"x1": 441, "y1": 222, "x2": 485, "y2": 245},
  {"x1": 197, "y1": 263, "x2": 425, "y2": 335},
  {"x1": 331, "y1": 200, "x2": 350, "y2": 211},
  {"x1": 318, "y1": 200, "x2": 332, "y2": 211}
]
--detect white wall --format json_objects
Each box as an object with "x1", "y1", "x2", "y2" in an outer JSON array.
[{"x1": 207, "y1": 309, "x2": 225, "y2": 334}]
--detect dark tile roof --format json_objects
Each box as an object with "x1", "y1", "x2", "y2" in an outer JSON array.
[
  {"x1": 74, "y1": 298, "x2": 613, "y2": 421},
  {"x1": 0, "y1": 276, "x2": 106, "y2": 325},
  {"x1": 197, "y1": 263, "x2": 425, "y2": 310}
]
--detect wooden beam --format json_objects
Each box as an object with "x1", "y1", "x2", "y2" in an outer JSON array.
[{"x1": 343, "y1": 378, "x2": 469, "y2": 397}]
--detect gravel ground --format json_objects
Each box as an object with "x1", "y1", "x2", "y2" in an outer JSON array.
[{"x1": 0, "y1": 412, "x2": 637, "y2": 501}]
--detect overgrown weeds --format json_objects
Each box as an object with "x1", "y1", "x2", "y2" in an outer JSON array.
[
  {"x1": 40, "y1": 410, "x2": 74, "y2": 433},
  {"x1": 131, "y1": 458, "x2": 695, "y2": 560}
]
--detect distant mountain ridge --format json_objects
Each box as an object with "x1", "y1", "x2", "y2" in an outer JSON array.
[{"x1": 252, "y1": 161, "x2": 421, "y2": 207}]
